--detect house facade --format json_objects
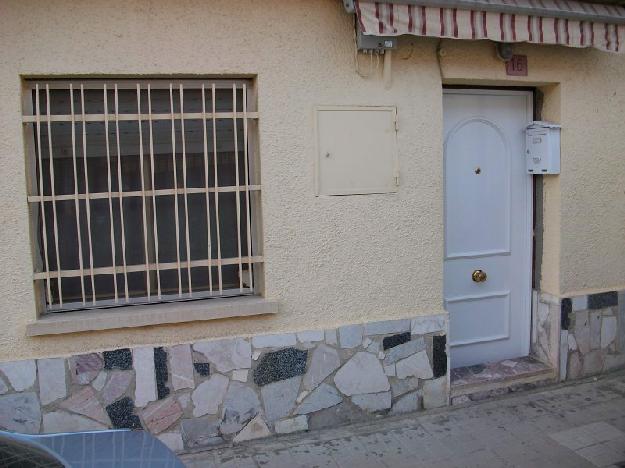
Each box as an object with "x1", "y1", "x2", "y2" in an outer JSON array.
[{"x1": 0, "y1": 0, "x2": 624, "y2": 453}]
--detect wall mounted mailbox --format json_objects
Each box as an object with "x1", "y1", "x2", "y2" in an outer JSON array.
[{"x1": 525, "y1": 121, "x2": 561, "y2": 175}]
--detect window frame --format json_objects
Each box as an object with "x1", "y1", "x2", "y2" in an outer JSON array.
[{"x1": 21, "y1": 78, "x2": 264, "y2": 316}]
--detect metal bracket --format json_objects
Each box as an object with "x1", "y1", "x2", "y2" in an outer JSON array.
[
  {"x1": 346, "y1": 1, "x2": 397, "y2": 52},
  {"x1": 357, "y1": 29, "x2": 397, "y2": 53}
]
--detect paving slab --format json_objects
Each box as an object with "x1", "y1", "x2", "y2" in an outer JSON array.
[{"x1": 182, "y1": 371, "x2": 625, "y2": 468}]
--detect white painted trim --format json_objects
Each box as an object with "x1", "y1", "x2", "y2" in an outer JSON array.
[
  {"x1": 449, "y1": 292, "x2": 511, "y2": 346},
  {"x1": 444, "y1": 115, "x2": 512, "y2": 258},
  {"x1": 446, "y1": 290, "x2": 510, "y2": 303},
  {"x1": 445, "y1": 249, "x2": 511, "y2": 261},
  {"x1": 451, "y1": 334, "x2": 510, "y2": 347}
]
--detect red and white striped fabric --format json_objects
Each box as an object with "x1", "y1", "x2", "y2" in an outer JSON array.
[{"x1": 354, "y1": 1, "x2": 625, "y2": 52}]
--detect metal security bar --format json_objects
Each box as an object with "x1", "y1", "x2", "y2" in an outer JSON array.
[{"x1": 23, "y1": 79, "x2": 262, "y2": 312}]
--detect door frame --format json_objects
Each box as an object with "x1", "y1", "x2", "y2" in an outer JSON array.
[{"x1": 442, "y1": 86, "x2": 535, "y2": 366}]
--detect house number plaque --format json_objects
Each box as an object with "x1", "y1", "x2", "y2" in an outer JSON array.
[{"x1": 506, "y1": 55, "x2": 528, "y2": 76}]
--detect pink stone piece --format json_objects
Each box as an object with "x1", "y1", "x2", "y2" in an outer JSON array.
[
  {"x1": 141, "y1": 397, "x2": 183, "y2": 434},
  {"x1": 69, "y1": 354, "x2": 104, "y2": 385},
  {"x1": 60, "y1": 386, "x2": 110, "y2": 425},
  {"x1": 451, "y1": 356, "x2": 550, "y2": 386},
  {"x1": 101, "y1": 371, "x2": 133, "y2": 405}
]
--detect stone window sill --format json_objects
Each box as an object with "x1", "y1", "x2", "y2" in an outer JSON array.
[{"x1": 26, "y1": 296, "x2": 278, "y2": 336}]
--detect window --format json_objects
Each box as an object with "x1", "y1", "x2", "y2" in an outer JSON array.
[{"x1": 23, "y1": 79, "x2": 262, "y2": 312}]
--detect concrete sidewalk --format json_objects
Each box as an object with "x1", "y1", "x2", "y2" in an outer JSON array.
[{"x1": 182, "y1": 372, "x2": 625, "y2": 468}]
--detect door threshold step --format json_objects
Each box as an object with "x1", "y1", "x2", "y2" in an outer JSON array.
[{"x1": 450, "y1": 356, "x2": 556, "y2": 404}]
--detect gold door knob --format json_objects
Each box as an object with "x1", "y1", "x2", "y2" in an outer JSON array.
[{"x1": 472, "y1": 269, "x2": 487, "y2": 283}]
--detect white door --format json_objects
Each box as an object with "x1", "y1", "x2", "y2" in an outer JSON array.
[{"x1": 443, "y1": 89, "x2": 533, "y2": 369}]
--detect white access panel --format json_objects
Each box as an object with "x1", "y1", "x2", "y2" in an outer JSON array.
[{"x1": 315, "y1": 106, "x2": 399, "y2": 196}]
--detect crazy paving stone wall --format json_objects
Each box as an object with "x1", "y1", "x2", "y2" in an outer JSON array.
[
  {"x1": 560, "y1": 291, "x2": 625, "y2": 380},
  {"x1": 0, "y1": 314, "x2": 448, "y2": 453}
]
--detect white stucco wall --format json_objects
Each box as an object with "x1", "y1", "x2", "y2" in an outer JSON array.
[{"x1": 0, "y1": 0, "x2": 623, "y2": 360}]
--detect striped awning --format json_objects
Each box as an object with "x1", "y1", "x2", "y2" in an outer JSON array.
[{"x1": 354, "y1": 0, "x2": 625, "y2": 52}]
